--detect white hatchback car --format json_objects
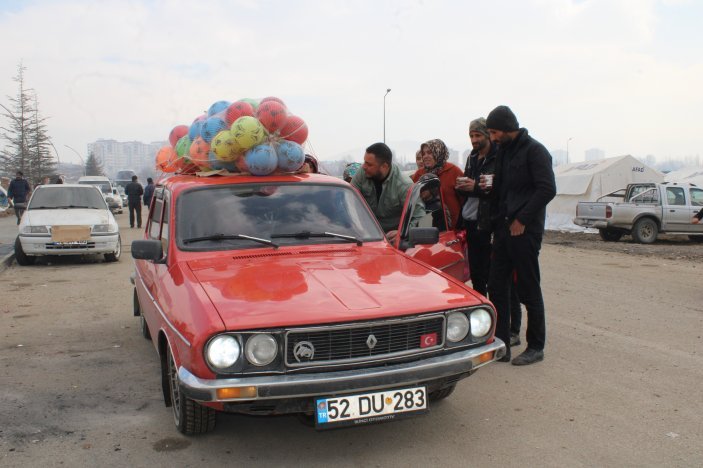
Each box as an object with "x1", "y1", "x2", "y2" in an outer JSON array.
[{"x1": 15, "y1": 184, "x2": 121, "y2": 265}]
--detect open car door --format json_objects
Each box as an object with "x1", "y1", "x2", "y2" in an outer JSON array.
[{"x1": 394, "y1": 177, "x2": 468, "y2": 282}]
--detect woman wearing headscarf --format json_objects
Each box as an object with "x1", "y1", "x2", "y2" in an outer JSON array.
[
  {"x1": 411, "y1": 139, "x2": 464, "y2": 230},
  {"x1": 343, "y1": 162, "x2": 362, "y2": 183}
]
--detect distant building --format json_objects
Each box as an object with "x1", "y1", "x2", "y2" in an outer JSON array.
[
  {"x1": 87, "y1": 139, "x2": 166, "y2": 179},
  {"x1": 585, "y1": 148, "x2": 605, "y2": 161},
  {"x1": 550, "y1": 149, "x2": 567, "y2": 166}
]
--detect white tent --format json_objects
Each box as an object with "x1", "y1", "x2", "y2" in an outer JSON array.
[
  {"x1": 547, "y1": 155, "x2": 663, "y2": 231},
  {"x1": 663, "y1": 166, "x2": 703, "y2": 187}
]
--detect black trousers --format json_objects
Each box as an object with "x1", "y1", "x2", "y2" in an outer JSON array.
[
  {"x1": 488, "y1": 226, "x2": 546, "y2": 351},
  {"x1": 129, "y1": 201, "x2": 142, "y2": 228},
  {"x1": 465, "y1": 220, "x2": 492, "y2": 297}
]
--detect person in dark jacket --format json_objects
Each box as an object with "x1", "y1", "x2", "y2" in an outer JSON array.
[
  {"x1": 143, "y1": 177, "x2": 155, "y2": 208},
  {"x1": 125, "y1": 175, "x2": 144, "y2": 228},
  {"x1": 7, "y1": 171, "x2": 31, "y2": 225},
  {"x1": 484, "y1": 105, "x2": 556, "y2": 366}
]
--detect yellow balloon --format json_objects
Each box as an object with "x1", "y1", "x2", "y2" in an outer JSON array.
[{"x1": 211, "y1": 130, "x2": 243, "y2": 162}]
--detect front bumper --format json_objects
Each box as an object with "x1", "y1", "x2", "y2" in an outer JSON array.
[
  {"x1": 179, "y1": 339, "x2": 506, "y2": 403},
  {"x1": 19, "y1": 233, "x2": 120, "y2": 256}
]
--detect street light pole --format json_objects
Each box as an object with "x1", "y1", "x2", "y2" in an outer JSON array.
[
  {"x1": 64, "y1": 144, "x2": 86, "y2": 176},
  {"x1": 566, "y1": 137, "x2": 574, "y2": 164},
  {"x1": 383, "y1": 88, "x2": 391, "y2": 143}
]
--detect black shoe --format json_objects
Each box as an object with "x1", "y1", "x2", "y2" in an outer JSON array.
[
  {"x1": 130, "y1": 225, "x2": 134, "y2": 228},
  {"x1": 510, "y1": 333, "x2": 521, "y2": 347},
  {"x1": 511, "y1": 348, "x2": 544, "y2": 366},
  {"x1": 497, "y1": 350, "x2": 511, "y2": 362}
]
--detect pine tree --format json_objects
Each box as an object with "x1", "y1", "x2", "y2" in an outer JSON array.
[
  {"x1": 26, "y1": 92, "x2": 56, "y2": 185},
  {"x1": 0, "y1": 62, "x2": 32, "y2": 177},
  {"x1": 85, "y1": 152, "x2": 104, "y2": 176}
]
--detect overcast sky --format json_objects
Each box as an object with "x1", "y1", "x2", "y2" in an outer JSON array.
[{"x1": 0, "y1": 0, "x2": 701, "y2": 166}]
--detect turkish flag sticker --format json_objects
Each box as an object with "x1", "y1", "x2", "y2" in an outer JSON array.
[{"x1": 420, "y1": 332, "x2": 438, "y2": 348}]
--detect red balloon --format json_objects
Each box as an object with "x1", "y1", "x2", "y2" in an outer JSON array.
[
  {"x1": 256, "y1": 101, "x2": 288, "y2": 134},
  {"x1": 169, "y1": 125, "x2": 189, "y2": 147},
  {"x1": 260, "y1": 96, "x2": 286, "y2": 107},
  {"x1": 280, "y1": 115, "x2": 308, "y2": 144},
  {"x1": 225, "y1": 101, "x2": 255, "y2": 125}
]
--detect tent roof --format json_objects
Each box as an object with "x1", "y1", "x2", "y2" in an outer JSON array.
[{"x1": 555, "y1": 155, "x2": 662, "y2": 196}]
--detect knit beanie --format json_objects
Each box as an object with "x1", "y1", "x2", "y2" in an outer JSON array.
[
  {"x1": 486, "y1": 105, "x2": 519, "y2": 132},
  {"x1": 469, "y1": 117, "x2": 489, "y2": 137}
]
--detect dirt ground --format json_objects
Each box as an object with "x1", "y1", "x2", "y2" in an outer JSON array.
[{"x1": 1, "y1": 218, "x2": 701, "y2": 467}]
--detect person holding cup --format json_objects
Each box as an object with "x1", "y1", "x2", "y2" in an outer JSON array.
[{"x1": 485, "y1": 105, "x2": 556, "y2": 366}]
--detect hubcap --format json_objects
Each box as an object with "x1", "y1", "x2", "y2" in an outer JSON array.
[{"x1": 169, "y1": 352, "x2": 181, "y2": 423}]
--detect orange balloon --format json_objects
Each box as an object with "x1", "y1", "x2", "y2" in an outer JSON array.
[{"x1": 156, "y1": 146, "x2": 177, "y2": 171}]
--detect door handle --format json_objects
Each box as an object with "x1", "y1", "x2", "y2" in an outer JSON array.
[{"x1": 445, "y1": 239, "x2": 460, "y2": 246}]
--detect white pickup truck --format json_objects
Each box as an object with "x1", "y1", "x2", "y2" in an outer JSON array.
[{"x1": 573, "y1": 182, "x2": 703, "y2": 243}]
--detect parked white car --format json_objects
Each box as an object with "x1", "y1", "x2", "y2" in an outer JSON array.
[
  {"x1": 15, "y1": 184, "x2": 121, "y2": 265},
  {"x1": 78, "y1": 175, "x2": 123, "y2": 214}
]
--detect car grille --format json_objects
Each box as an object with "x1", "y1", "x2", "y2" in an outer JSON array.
[
  {"x1": 45, "y1": 242, "x2": 96, "y2": 250},
  {"x1": 285, "y1": 315, "x2": 445, "y2": 368}
]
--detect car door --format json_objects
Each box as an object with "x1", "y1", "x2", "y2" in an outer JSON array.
[
  {"x1": 395, "y1": 177, "x2": 468, "y2": 282},
  {"x1": 661, "y1": 186, "x2": 693, "y2": 232},
  {"x1": 689, "y1": 187, "x2": 703, "y2": 234}
]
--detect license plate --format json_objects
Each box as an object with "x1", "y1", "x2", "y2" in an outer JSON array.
[
  {"x1": 54, "y1": 241, "x2": 88, "y2": 246},
  {"x1": 315, "y1": 386, "x2": 427, "y2": 429}
]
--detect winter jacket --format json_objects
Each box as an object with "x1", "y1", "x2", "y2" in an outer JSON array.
[
  {"x1": 8, "y1": 178, "x2": 31, "y2": 204},
  {"x1": 351, "y1": 163, "x2": 413, "y2": 232},
  {"x1": 460, "y1": 144, "x2": 498, "y2": 231},
  {"x1": 143, "y1": 183, "x2": 155, "y2": 206},
  {"x1": 411, "y1": 162, "x2": 465, "y2": 230},
  {"x1": 493, "y1": 129, "x2": 556, "y2": 234},
  {"x1": 125, "y1": 181, "x2": 144, "y2": 204}
]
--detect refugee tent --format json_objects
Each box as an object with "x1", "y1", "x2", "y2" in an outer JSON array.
[
  {"x1": 663, "y1": 166, "x2": 703, "y2": 187},
  {"x1": 547, "y1": 155, "x2": 663, "y2": 230}
]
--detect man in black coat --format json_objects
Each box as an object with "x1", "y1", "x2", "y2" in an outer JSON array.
[
  {"x1": 484, "y1": 106, "x2": 556, "y2": 366},
  {"x1": 124, "y1": 175, "x2": 144, "y2": 228},
  {"x1": 8, "y1": 171, "x2": 31, "y2": 225},
  {"x1": 143, "y1": 177, "x2": 155, "y2": 208}
]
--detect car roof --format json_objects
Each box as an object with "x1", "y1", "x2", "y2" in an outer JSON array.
[{"x1": 37, "y1": 183, "x2": 100, "y2": 189}]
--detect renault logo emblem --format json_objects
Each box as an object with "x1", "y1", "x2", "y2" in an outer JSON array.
[
  {"x1": 293, "y1": 341, "x2": 315, "y2": 362},
  {"x1": 366, "y1": 334, "x2": 378, "y2": 349}
]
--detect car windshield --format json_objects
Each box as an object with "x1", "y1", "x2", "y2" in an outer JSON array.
[
  {"x1": 28, "y1": 187, "x2": 107, "y2": 210},
  {"x1": 176, "y1": 183, "x2": 384, "y2": 250},
  {"x1": 78, "y1": 180, "x2": 111, "y2": 194}
]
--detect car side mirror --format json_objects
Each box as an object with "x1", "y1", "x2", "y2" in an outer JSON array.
[
  {"x1": 399, "y1": 227, "x2": 439, "y2": 250},
  {"x1": 132, "y1": 239, "x2": 164, "y2": 263}
]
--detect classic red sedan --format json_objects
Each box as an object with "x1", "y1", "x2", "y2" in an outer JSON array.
[{"x1": 131, "y1": 172, "x2": 505, "y2": 434}]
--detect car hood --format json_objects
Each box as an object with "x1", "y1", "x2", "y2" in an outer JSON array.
[
  {"x1": 187, "y1": 246, "x2": 483, "y2": 331},
  {"x1": 24, "y1": 209, "x2": 111, "y2": 226}
]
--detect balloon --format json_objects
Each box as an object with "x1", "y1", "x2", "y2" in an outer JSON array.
[
  {"x1": 211, "y1": 130, "x2": 243, "y2": 162},
  {"x1": 260, "y1": 96, "x2": 287, "y2": 107},
  {"x1": 208, "y1": 150, "x2": 237, "y2": 172},
  {"x1": 276, "y1": 140, "x2": 305, "y2": 172},
  {"x1": 188, "y1": 114, "x2": 207, "y2": 140},
  {"x1": 225, "y1": 100, "x2": 255, "y2": 125},
  {"x1": 201, "y1": 116, "x2": 227, "y2": 143},
  {"x1": 240, "y1": 97, "x2": 259, "y2": 111},
  {"x1": 189, "y1": 137, "x2": 211, "y2": 168},
  {"x1": 245, "y1": 143, "x2": 278, "y2": 176},
  {"x1": 208, "y1": 100, "x2": 230, "y2": 117},
  {"x1": 156, "y1": 146, "x2": 176, "y2": 171},
  {"x1": 256, "y1": 100, "x2": 288, "y2": 134},
  {"x1": 231, "y1": 116, "x2": 267, "y2": 150},
  {"x1": 279, "y1": 115, "x2": 308, "y2": 145},
  {"x1": 175, "y1": 135, "x2": 192, "y2": 158},
  {"x1": 169, "y1": 125, "x2": 189, "y2": 147}
]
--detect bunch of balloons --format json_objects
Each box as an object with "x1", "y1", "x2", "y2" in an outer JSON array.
[{"x1": 155, "y1": 96, "x2": 309, "y2": 176}]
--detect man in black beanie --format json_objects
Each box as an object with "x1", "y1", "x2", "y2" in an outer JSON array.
[{"x1": 483, "y1": 105, "x2": 556, "y2": 366}]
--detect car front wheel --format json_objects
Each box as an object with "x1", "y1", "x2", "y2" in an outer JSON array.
[
  {"x1": 167, "y1": 347, "x2": 216, "y2": 435},
  {"x1": 104, "y1": 235, "x2": 121, "y2": 262},
  {"x1": 14, "y1": 237, "x2": 35, "y2": 266}
]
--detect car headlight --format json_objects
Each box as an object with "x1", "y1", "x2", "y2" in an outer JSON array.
[
  {"x1": 245, "y1": 334, "x2": 278, "y2": 366},
  {"x1": 92, "y1": 224, "x2": 115, "y2": 233},
  {"x1": 21, "y1": 225, "x2": 49, "y2": 234},
  {"x1": 446, "y1": 312, "x2": 470, "y2": 342},
  {"x1": 206, "y1": 335, "x2": 241, "y2": 369},
  {"x1": 470, "y1": 308, "x2": 492, "y2": 338}
]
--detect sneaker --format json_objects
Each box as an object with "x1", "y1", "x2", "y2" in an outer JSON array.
[
  {"x1": 510, "y1": 333, "x2": 521, "y2": 347},
  {"x1": 511, "y1": 348, "x2": 544, "y2": 366}
]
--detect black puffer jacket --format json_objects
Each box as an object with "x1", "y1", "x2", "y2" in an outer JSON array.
[
  {"x1": 493, "y1": 129, "x2": 556, "y2": 234},
  {"x1": 462, "y1": 143, "x2": 498, "y2": 231}
]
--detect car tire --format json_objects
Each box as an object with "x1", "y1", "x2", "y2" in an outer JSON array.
[
  {"x1": 428, "y1": 383, "x2": 456, "y2": 402},
  {"x1": 598, "y1": 229, "x2": 623, "y2": 242},
  {"x1": 14, "y1": 236, "x2": 35, "y2": 266},
  {"x1": 134, "y1": 289, "x2": 151, "y2": 340},
  {"x1": 688, "y1": 235, "x2": 703, "y2": 243},
  {"x1": 631, "y1": 218, "x2": 658, "y2": 244},
  {"x1": 167, "y1": 346, "x2": 216, "y2": 435},
  {"x1": 104, "y1": 235, "x2": 121, "y2": 262}
]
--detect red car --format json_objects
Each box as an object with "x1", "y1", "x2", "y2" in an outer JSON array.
[{"x1": 131, "y1": 172, "x2": 506, "y2": 434}]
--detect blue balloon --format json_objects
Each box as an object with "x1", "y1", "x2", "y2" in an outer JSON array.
[
  {"x1": 207, "y1": 150, "x2": 237, "y2": 172},
  {"x1": 276, "y1": 140, "x2": 305, "y2": 172},
  {"x1": 245, "y1": 144, "x2": 278, "y2": 176},
  {"x1": 201, "y1": 117, "x2": 227, "y2": 143},
  {"x1": 208, "y1": 100, "x2": 230, "y2": 117},
  {"x1": 189, "y1": 118, "x2": 204, "y2": 141}
]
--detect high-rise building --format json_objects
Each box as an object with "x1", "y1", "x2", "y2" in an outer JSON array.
[
  {"x1": 585, "y1": 148, "x2": 605, "y2": 161},
  {"x1": 550, "y1": 149, "x2": 567, "y2": 166},
  {"x1": 87, "y1": 139, "x2": 166, "y2": 179}
]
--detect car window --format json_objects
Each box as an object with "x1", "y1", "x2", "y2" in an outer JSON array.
[
  {"x1": 689, "y1": 188, "x2": 703, "y2": 206},
  {"x1": 630, "y1": 188, "x2": 659, "y2": 204},
  {"x1": 176, "y1": 183, "x2": 384, "y2": 250},
  {"x1": 161, "y1": 191, "x2": 170, "y2": 253},
  {"x1": 149, "y1": 198, "x2": 163, "y2": 240},
  {"x1": 666, "y1": 187, "x2": 685, "y2": 206},
  {"x1": 28, "y1": 187, "x2": 106, "y2": 210},
  {"x1": 78, "y1": 181, "x2": 111, "y2": 194}
]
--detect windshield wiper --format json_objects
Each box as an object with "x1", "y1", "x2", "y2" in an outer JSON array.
[
  {"x1": 29, "y1": 206, "x2": 55, "y2": 210},
  {"x1": 182, "y1": 233, "x2": 278, "y2": 249},
  {"x1": 59, "y1": 205, "x2": 92, "y2": 209},
  {"x1": 271, "y1": 231, "x2": 362, "y2": 246}
]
